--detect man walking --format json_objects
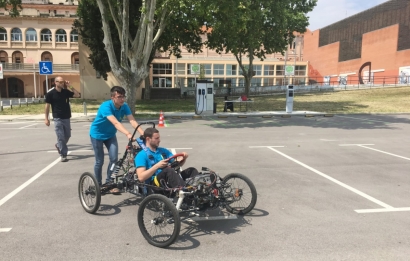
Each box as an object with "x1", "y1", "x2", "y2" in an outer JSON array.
[{"x1": 45, "y1": 76, "x2": 81, "y2": 162}]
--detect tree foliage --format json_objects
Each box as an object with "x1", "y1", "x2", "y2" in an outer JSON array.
[
  {"x1": 74, "y1": 0, "x2": 206, "y2": 109},
  {"x1": 0, "y1": 0, "x2": 22, "y2": 17},
  {"x1": 205, "y1": 0, "x2": 317, "y2": 95}
]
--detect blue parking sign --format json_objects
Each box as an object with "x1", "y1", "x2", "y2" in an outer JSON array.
[{"x1": 39, "y1": 61, "x2": 53, "y2": 75}]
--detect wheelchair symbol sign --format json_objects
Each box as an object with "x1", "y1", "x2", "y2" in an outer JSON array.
[{"x1": 39, "y1": 61, "x2": 53, "y2": 75}]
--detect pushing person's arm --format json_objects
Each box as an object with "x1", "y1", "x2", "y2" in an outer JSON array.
[
  {"x1": 107, "y1": 115, "x2": 133, "y2": 140},
  {"x1": 127, "y1": 114, "x2": 144, "y2": 136}
]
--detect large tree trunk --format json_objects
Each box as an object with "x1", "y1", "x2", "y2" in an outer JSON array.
[{"x1": 144, "y1": 73, "x2": 151, "y2": 100}]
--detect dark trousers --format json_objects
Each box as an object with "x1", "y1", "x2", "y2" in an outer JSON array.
[{"x1": 155, "y1": 167, "x2": 199, "y2": 188}]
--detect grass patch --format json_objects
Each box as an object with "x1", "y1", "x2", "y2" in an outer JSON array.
[{"x1": 1, "y1": 87, "x2": 409, "y2": 116}]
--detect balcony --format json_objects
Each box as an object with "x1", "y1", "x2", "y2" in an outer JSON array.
[{"x1": 3, "y1": 63, "x2": 80, "y2": 72}]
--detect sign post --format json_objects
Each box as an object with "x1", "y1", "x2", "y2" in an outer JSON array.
[{"x1": 39, "y1": 61, "x2": 53, "y2": 92}]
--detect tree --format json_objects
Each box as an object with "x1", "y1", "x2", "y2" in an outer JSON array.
[
  {"x1": 0, "y1": 0, "x2": 22, "y2": 17},
  {"x1": 74, "y1": 0, "x2": 206, "y2": 113},
  {"x1": 205, "y1": 0, "x2": 317, "y2": 96}
]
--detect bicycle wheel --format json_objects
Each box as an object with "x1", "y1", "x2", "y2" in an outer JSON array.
[
  {"x1": 138, "y1": 194, "x2": 180, "y2": 248},
  {"x1": 222, "y1": 173, "x2": 257, "y2": 215},
  {"x1": 78, "y1": 172, "x2": 101, "y2": 214}
]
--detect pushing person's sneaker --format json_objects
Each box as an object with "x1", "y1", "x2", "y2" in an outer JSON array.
[{"x1": 61, "y1": 155, "x2": 68, "y2": 162}]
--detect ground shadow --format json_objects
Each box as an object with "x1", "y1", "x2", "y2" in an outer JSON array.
[{"x1": 168, "y1": 208, "x2": 269, "y2": 250}]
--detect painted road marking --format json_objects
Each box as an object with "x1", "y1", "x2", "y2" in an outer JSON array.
[
  {"x1": 251, "y1": 146, "x2": 395, "y2": 212},
  {"x1": 47, "y1": 150, "x2": 93, "y2": 153},
  {"x1": 19, "y1": 123, "x2": 38, "y2": 129},
  {"x1": 249, "y1": 146, "x2": 285, "y2": 148},
  {"x1": 320, "y1": 139, "x2": 338, "y2": 142},
  {"x1": 355, "y1": 207, "x2": 410, "y2": 213},
  {"x1": 0, "y1": 152, "x2": 71, "y2": 208},
  {"x1": 339, "y1": 144, "x2": 375, "y2": 146},
  {"x1": 0, "y1": 228, "x2": 12, "y2": 232}
]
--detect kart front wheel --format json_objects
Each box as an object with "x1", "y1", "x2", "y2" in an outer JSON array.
[
  {"x1": 222, "y1": 173, "x2": 257, "y2": 215},
  {"x1": 78, "y1": 172, "x2": 101, "y2": 214},
  {"x1": 138, "y1": 194, "x2": 180, "y2": 248}
]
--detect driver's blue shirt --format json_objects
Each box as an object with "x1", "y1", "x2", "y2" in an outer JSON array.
[
  {"x1": 135, "y1": 147, "x2": 173, "y2": 181},
  {"x1": 89, "y1": 100, "x2": 131, "y2": 140}
]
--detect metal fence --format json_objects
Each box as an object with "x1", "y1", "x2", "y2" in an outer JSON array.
[{"x1": 2, "y1": 63, "x2": 80, "y2": 72}]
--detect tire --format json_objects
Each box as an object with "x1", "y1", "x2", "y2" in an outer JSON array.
[
  {"x1": 78, "y1": 172, "x2": 101, "y2": 214},
  {"x1": 138, "y1": 194, "x2": 180, "y2": 248},
  {"x1": 222, "y1": 173, "x2": 257, "y2": 215}
]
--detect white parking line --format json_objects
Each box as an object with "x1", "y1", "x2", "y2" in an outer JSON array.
[
  {"x1": 47, "y1": 150, "x2": 93, "y2": 153},
  {"x1": 0, "y1": 153, "x2": 71, "y2": 208},
  {"x1": 19, "y1": 123, "x2": 38, "y2": 129},
  {"x1": 357, "y1": 145, "x2": 410, "y2": 161},
  {"x1": 252, "y1": 146, "x2": 395, "y2": 211},
  {"x1": 0, "y1": 228, "x2": 12, "y2": 232}
]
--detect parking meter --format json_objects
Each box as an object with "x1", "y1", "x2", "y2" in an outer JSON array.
[{"x1": 286, "y1": 85, "x2": 294, "y2": 113}]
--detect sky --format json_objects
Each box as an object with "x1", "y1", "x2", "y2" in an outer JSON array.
[{"x1": 307, "y1": 0, "x2": 389, "y2": 31}]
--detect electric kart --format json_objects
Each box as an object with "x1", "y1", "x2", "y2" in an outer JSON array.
[{"x1": 78, "y1": 122, "x2": 257, "y2": 248}]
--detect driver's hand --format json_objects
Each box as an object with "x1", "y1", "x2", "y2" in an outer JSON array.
[{"x1": 156, "y1": 159, "x2": 169, "y2": 169}]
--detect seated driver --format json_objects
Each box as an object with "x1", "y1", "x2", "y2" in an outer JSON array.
[{"x1": 135, "y1": 127, "x2": 198, "y2": 188}]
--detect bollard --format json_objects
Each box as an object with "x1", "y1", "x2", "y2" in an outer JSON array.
[
  {"x1": 10, "y1": 99, "x2": 12, "y2": 109},
  {"x1": 25, "y1": 98, "x2": 28, "y2": 107},
  {"x1": 19, "y1": 99, "x2": 21, "y2": 108},
  {"x1": 83, "y1": 102, "x2": 87, "y2": 116},
  {"x1": 0, "y1": 101, "x2": 3, "y2": 112},
  {"x1": 32, "y1": 97, "x2": 34, "y2": 103}
]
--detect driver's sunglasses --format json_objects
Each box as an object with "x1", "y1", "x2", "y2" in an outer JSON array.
[{"x1": 55, "y1": 80, "x2": 64, "y2": 83}]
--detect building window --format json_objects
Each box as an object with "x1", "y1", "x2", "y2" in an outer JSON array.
[
  {"x1": 11, "y1": 28, "x2": 22, "y2": 41},
  {"x1": 226, "y1": 78, "x2": 237, "y2": 87},
  {"x1": 264, "y1": 65, "x2": 274, "y2": 75},
  {"x1": 153, "y1": 63, "x2": 172, "y2": 74},
  {"x1": 71, "y1": 52, "x2": 79, "y2": 64},
  {"x1": 253, "y1": 65, "x2": 262, "y2": 76},
  {"x1": 213, "y1": 78, "x2": 224, "y2": 87},
  {"x1": 0, "y1": 51, "x2": 8, "y2": 64},
  {"x1": 26, "y1": 28, "x2": 37, "y2": 42},
  {"x1": 152, "y1": 77, "x2": 172, "y2": 87},
  {"x1": 295, "y1": 65, "x2": 306, "y2": 76},
  {"x1": 251, "y1": 78, "x2": 261, "y2": 86},
  {"x1": 187, "y1": 78, "x2": 196, "y2": 87},
  {"x1": 70, "y1": 29, "x2": 78, "y2": 42},
  {"x1": 263, "y1": 78, "x2": 274, "y2": 86},
  {"x1": 0, "y1": 28, "x2": 7, "y2": 41},
  {"x1": 276, "y1": 65, "x2": 284, "y2": 76},
  {"x1": 226, "y1": 64, "x2": 237, "y2": 75},
  {"x1": 55, "y1": 29, "x2": 67, "y2": 42},
  {"x1": 41, "y1": 51, "x2": 53, "y2": 62},
  {"x1": 213, "y1": 64, "x2": 224, "y2": 75},
  {"x1": 41, "y1": 29, "x2": 52, "y2": 42},
  {"x1": 12, "y1": 51, "x2": 24, "y2": 63},
  {"x1": 204, "y1": 64, "x2": 211, "y2": 75}
]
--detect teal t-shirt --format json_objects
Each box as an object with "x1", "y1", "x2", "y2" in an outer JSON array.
[{"x1": 89, "y1": 100, "x2": 131, "y2": 140}]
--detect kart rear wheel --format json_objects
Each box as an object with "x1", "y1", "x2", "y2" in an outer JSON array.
[
  {"x1": 222, "y1": 173, "x2": 257, "y2": 215},
  {"x1": 78, "y1": 172, "x2": 101, "y2": 214},
  {"x1": 138, "y1": 194, "x2": 180, "y2": 248}
]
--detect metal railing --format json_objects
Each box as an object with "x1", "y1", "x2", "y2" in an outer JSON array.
[{"x1": 2, "y1": 63, "x2": 80, "y2": 72}]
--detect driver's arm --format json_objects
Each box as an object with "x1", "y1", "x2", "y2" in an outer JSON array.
[
  {"x1": 178, "y1": 152, "x2": 189, "y2": 167},
  {"x1": 107, "y1": 115, "x2": 133, "y2": 140},
  {"x1": 136, "y1": 159, "x2": 168, "y2": 182},
  {"x1": 127, "y1": 114, "x2": 144, "y2": 136}
]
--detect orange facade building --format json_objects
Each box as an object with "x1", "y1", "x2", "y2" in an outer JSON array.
[{"x1": 304, "y1": 0, "x2": 410, "y2": 86}]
